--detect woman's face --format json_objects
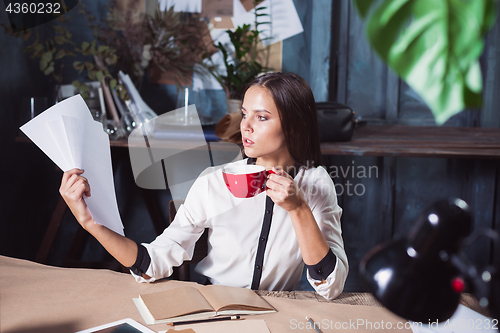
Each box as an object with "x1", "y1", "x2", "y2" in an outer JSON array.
[{"x1": 240, "y1": 86, "x2": 289, "y2": 161}]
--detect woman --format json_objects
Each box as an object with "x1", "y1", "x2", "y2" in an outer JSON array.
[{"x1": 60, "y1": 72, "x2": 348, "y2": 300}]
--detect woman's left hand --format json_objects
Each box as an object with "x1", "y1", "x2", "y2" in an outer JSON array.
[{"x1": 265, "y1": 167, "x2": 306, "y2": 212}]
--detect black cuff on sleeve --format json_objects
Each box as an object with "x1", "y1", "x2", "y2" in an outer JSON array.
[
  {"x1": 305, "y1": 249, "x2": 337, "y2": 280},
  {"x1": 128, "y1": 244, "x2": 151, "y2": 276}
]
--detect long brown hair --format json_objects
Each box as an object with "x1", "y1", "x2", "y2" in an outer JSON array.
[{"x1": 244, "y1": 72, "x2": 322, "y2": 168}]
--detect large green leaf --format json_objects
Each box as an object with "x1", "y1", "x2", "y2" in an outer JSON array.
[{"x1": 353, "y1": 0, "x2": 497, "y2": 124}]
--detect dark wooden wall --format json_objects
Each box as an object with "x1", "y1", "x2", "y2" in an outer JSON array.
[{"x1": 286, "y1": 0, "x2": 500, "y2": 292}]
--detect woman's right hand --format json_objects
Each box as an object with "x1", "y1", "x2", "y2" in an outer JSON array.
[{"x1": 59, "y1": 168, "x2": 94, "y2": 230}]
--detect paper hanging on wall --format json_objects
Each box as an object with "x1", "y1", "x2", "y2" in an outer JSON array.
[
  {"x1": 201, "y1": 0, "x2": 233, "y2": 18},
  {"x1": 20, "y1": 95, "x2": 124, "y2": 236},
  {"x1": 239, "y1": 0, "x2": 264, "y2": 12},
  {"x1": 232, "y1": 0, "x2": 303, "y2": 47},
  {"x1": 209, "y1": 17, "x2": 234, "y2": 29}
]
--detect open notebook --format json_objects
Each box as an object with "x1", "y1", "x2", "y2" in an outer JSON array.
[{"x1": 133, "y1": 285, "x2": 276, "y2": 325}]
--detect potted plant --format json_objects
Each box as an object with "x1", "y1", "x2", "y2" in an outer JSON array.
[
  {"x1": 2, "y1": 2, "x2": 214, "y2": 98},
  {"x1": 1, "y1": 15, "x2": 123, "y2": 101},
  {"x1": 210, "y1": 2, "x2": 272, "y2": 114},
  {"x1": 91, "y1": 3, "x2": 215, "y2": 88}
]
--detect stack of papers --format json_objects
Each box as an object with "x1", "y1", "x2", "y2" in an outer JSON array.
[{"x1": 20, "y1": 95, "x2": 124, "y2": 235}]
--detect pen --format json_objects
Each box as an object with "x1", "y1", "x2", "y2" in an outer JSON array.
[
  {"x1": 306, "y1": 316, "x2": 323, "y2": 333},
  {"x1": 167, "y1": 315, "x2": 240, "y2": 326}
]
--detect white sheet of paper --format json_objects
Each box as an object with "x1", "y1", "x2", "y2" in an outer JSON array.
[
  {"x1": 158, "y1": 0, "x2": 201, "y2": 13},
  {"x1": 46, "y1": 118, "x2": 74, "y2": 171},
  {"x1": 410, "y1": 304, "x2": 498, "y2": 333},
  {"x1": 61, "y1": 115, "x2": 85, "y2": 168},
  {"x1": 20, "y1": 96, "x2": 92, "y2": 167},
  {"x1": 158, "y1": 319, "x2": 271, "y2": 333},
  {"x1": 20, "y1": 95, "x2": 124, "y2": 236},
  {"x1": 232, "y1": 0, "x2": 303, "y2": 47}
]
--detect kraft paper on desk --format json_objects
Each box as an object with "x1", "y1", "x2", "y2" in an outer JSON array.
[
  {"x1": 20, "y1": 95, "x2": 124, "y2": 236},
  {"x1": 160, "y1": 319, "x2": 271, "y2": 333}
]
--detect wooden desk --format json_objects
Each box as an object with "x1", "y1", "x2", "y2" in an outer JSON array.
[
  {"x1": 3, "y1": 255, "x2": 469, "y2": 333},
  {"x1": 0, "y1": 255, "x2": 490, "y2": 333},
  {"x1": 321, "y1": 125, "x2": 500, "y2": 159},
  {"x1": 255, "y1": 291, "x2": 489, "y2": 318}
]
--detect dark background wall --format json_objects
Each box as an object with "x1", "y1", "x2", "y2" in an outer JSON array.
[
  {"x1": 1, "y1": 0, "x2": 499, "y2": 292},
  {"x1": 308, "y1": 0, "x2": 500, "y2": 291}
]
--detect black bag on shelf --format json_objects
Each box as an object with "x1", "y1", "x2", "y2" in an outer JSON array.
[{"x1": 316, "y1": 102, "x2": 364, "y2": 142}]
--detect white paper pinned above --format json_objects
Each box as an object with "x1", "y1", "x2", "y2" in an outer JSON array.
[
  {"x1": 232, "y1": 0, "x2": 303, "y2": 47},
  {"x1": 158, "y1": 0, "x2": 202, "y2": 13}
]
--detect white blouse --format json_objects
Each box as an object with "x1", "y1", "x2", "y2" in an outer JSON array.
[{"x1": 131, "y1": 159, "x2": 349, "y2": 300}]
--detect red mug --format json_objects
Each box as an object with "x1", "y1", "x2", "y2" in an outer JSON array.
[{"x1": 222, "y1": 165, "x2": 275, "y2": 198}]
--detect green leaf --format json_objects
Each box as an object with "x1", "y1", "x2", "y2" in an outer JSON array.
[
  {"x1": 120, "y1": 87, "x2": 127, "y2": 100},
  {"x1": 97, "y1": 45, "x2": 109, "y2": 53},
  {"x1": 108, "y1": 54, "x2": 118, "y2": 65},
  {"x1": 45, "y1": 39, "x2": 56, "y2": 53},
  {"x1": 55, "y1": 49, "x2": 66, "y2": 60},
  {"x1": 40, "y1": 59, "x2": 48, "y2": 71},
  {"x1": 95, "y1": 70, "x2": 104, "y2": 82},
  {"x1": 72, "y1": 80, "x2": 81, "y2": 90},
  {"x1": 353, "y1": 0, "x2": 377, "y2": 18},
  {"x1": 84, "y1": 62, "x2": 94, "y2": 71},
  {"x1": 90, "y1": 40, "x2": 97, "y2": 55},
  {"x1": 41, "y1": 60, "x2": 54, "y2": 75},
  {"x1": 52, "y1": 74, "x2": 63, "y2": 83},
  {"x1": 41, "y1": 52, "x2": 53, "y2": 62},
  {"x1": 358, "y1": 0, "x2": 497, "y2": 124},
  {"x1": 54, "y1": 36, "x2": 66, "y2": 45},
  {"x1": 109, "y1": 79, "x2": 117, "y2": 91},
  {"x1": 80, "y1": 91, "x2": 90, "y2": 100},
  {"x1": 81, "y1": 41, "x2": 93, "y2": 55},
  {"x1": 73, "y1": 61, "x2": 84, "y2": 74}
]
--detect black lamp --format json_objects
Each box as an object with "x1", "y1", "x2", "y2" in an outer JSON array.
[{"x1": 359, "y1": 198, "x2": 499, "y2": 322}]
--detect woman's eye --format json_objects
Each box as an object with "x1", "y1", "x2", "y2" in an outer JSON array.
[
  {"x1": 241, "y1": 112, "x2": 246, "y2": 118},
  {"x1": 258, "y1": 115, "x2": 267, "y2": 121}
]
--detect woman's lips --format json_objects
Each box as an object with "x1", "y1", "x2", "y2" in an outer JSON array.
[{"x1": 242, "y1": 137, "x2": 254, "y2": 147}]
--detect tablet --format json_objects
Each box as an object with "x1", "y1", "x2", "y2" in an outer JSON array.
[{"x1": 76, "y1": 318, "x2": 156, "y2": 333}]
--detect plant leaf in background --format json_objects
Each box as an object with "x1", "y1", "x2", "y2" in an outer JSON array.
[{"x1": 353, "y1": 0, "x2": 498, "y2": 124}]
